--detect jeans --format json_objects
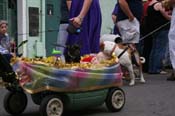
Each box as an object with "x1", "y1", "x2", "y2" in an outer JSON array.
[
  {"x1": 142, "y1": 36, "x2": 153, "y2": 72},
  {"x1": 149, "y1": 29, "x2": 169, "y2": 73},
  {"x1": 163, "y1": 42, "x2": 171, "y2": 67},
  {"x1": 56, "y1": 24, "x2": 69, "y2": 63},
  {"x1": 2, "y1": 54, "x2": 12, "y2": 63}
]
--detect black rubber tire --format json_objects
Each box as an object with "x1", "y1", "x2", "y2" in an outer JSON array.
[
  {"x1": 40, "y1": 95, "x2": 64, "y2": 116},
  {"x1": 3, "y1": 91, "x2": 28, "y2": 115},
  {"x1": 105, "y1": 88, "x2": 125, "y2": 112}
]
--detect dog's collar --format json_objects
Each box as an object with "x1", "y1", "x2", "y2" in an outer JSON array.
[{"x1": 110, "y1": 44, "x2": 117, "y2": 56}]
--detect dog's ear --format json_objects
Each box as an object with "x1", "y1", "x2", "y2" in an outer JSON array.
[
  {"x1": 74, "y1": 44, "x2": 80, "y2": 49},
  {"x1": 100, "y1": 42, "x2": 105, "y2": 51},
  {"x1": 114, "y1": 36, "x2": 122, "y2": 44},
  {"x1": 66, "y1": 45, "x2": 71, "y2": 50}
]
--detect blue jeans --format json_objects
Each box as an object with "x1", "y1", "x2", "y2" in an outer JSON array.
[
  {"x1": 149, "y1": 29, "x2": 169, "y2": 73},
  {"x1": 2, "y1": 54, "x2": 13, "y2": 63},
  {"x1": 56, "y1": 24, "x2": 69, "y2": 63}
]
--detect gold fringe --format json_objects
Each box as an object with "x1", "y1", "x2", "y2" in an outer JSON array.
[{"x1": 11, "y1": 55, "x2": 119, "y2": 70}]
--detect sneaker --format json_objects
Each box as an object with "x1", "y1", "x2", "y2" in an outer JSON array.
[
  {"x1": 167, "y1": 72, "x2": 175, "y2": 81},
  {"x1": 160, "y1": 70, "x2": 168, "y2": 74}
]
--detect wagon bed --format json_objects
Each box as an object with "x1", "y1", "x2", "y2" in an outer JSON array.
[{"x1": 13, "y1": 61, "x2": 123, "y2": 94}]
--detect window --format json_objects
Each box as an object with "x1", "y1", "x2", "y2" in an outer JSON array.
[
  {"x1": 47, "y1": 4, "x2": 54, "y2": 15},
  {"x1": 0, "y1": 0, "x2": 7, "y2": 20},
  {"x1": 29, "y1": 7, "x2": 39, "y2": 36}
]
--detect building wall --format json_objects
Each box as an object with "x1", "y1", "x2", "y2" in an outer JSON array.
[
  {"x1": 17, "y1": 0, "x2": 46, "y2": 58},
  {"x1": 0, "y1": 0, "x2": 17, "y2": 41},
  {"x1": 17, "y1": 0, "x2": 62, "y2": 57},
  {"x1": 17, "y1": 0, "x2": 27, "y2": 56},
  {"x1": 0, "y1": 0, "x2": 8, "y2": 20},
  {"x1": 45, "y1": 0, "x2": 61, "y2": 57},
  {"x1": 100, "y1": 0, "x2": 117, "y2": 34}
]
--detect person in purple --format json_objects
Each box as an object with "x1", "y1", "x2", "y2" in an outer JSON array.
[{"x1": 66, "y1": 0, "x2": 102, "y2": 57}]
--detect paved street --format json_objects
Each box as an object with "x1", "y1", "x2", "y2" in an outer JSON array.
[{"x1": 0, "y1": 73, "x2": 175, "y2": 116}]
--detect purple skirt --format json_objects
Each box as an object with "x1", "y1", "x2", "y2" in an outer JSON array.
[{"x1": 66, "y1": 0, "x2": 102, "y2": 56}]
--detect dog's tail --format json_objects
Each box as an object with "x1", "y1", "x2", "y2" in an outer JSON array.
[{"x1": 140, "y1": 57, "x2": 146, "y2": 64}]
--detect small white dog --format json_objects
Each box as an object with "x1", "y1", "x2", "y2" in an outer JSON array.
[{"x1": 100, "y1": 34, "x2": 146, "y2": 86}]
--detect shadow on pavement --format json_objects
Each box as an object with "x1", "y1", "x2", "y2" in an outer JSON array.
[
  {"x1": 3, "y1": 112, "x2": 39, "y2": 116},
  {"x1": 3, "y1": 107, "x2": 108, "y2": 116}
]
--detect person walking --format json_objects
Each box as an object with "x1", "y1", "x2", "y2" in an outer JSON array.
[
  {"x1": 146, "y1": 0, "x2": 171, "y2": 74},
  {"x1": 141, "y1": 0, "x2": 154, "y2": 73},
  {"x1": 56, "y1": 0, "x2": 70, "y2": 63},
  {"x1": 117, "y1": 0, "x2": 143, "y2": 45},
  {"x1": 65, "y1": 0, "x2": 102, "y2": 58},
  {"x1": 167, "y1": 0, "x2": 175, "y2": 80}
]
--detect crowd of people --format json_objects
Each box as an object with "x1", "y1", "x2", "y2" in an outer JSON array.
[
  {"x1": 1, "y1": 0, "x2": 175, "y2": 81},
  {"x1": 58, "y1": 0, "x2": 175, "y2": 81},
  {"x1": 111, "y1": 0, "x2": 175, "y2": 81}
]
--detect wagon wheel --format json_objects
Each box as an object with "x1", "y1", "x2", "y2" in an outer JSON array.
[
  {"x1": 4, "y1": 91, "x2": 28, "y2": 115},
  {"x1": 40, "y1": 95, "x2": 64, "y2": 116},
  {"x1": 105, "y1": 88, "x2": 125, "y2": 112}
]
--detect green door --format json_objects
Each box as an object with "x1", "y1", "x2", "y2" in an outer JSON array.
[{"x1": 45, "y1": 0, "x2": 61, "y2": 56}]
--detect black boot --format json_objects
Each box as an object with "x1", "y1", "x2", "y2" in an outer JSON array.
[{"x1": 167, "y1": 71, "x2": 175, "y2": 81}]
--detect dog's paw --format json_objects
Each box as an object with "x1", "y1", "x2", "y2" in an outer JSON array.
[
  {"x1": 129, "y1": 80, "x2": 135, "y2": 86},
  {"x1": 140, "y1": 78, "x2": 146, "y2": 83}
]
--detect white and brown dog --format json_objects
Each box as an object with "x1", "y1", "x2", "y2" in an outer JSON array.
[{"x1": 100, "y1": 34, "x2": 146, "y2": 86}]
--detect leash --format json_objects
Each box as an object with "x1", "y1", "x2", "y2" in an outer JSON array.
[
  {"x1": 139, "y1": 21, "x2": 170, "y2": 41},
  {"x1": 110, "y1": 43, "x2": 129, "y2": 59},
  {"x1": 118, "y1": 46, "x2": 129, "y2": 58},
  {"x1": 119, "y1": 22, "x2": 171, "y2": 58}
]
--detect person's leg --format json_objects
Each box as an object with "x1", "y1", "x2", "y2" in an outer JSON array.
[
  {"x1": 2, "y1": 54, "x2": 12, "y2": 63},
  {"x1": 142, "y1": 36, "x2": 153, "y2": 72},
  {"x1": 167, "y1": 29, "x2": 175, "y2": 80},
  {"x1": 0, "y1": 53, "x2": 16, "y2": 83},
  {"x1": 163, "y1": 42, "x2": 172, "y2": 69},
  {"x1": 149, "y1": 30, "x2": 168, "y2": 73},
  {"x1": 167, "y1": 71, "x2": 175, "y2": 81},
  {"x1": 0, "y1": 54, "x2": 12, "y2": 73},
  {"x1": 57, "y1": 24, "x2": 69, "y2": 63},
  {"x1": 148, "y1": 37, "x2": 157, "y2": 73},
  {"x1": 153, "y1": 30, "x2": 168, "y2": 73}
]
